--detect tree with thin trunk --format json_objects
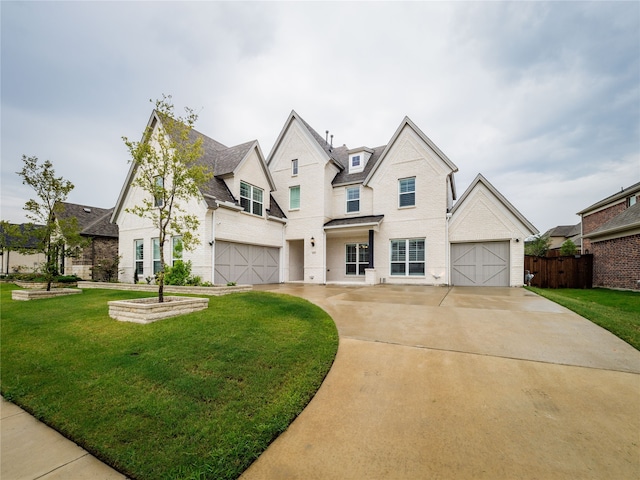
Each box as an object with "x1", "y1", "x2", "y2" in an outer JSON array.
[
  {"x1": 122, "y1": 95, "x2": 210, "y2": 302},
  {"x1": 16, "y1": 156, "x2": 85, "y2": 290}
]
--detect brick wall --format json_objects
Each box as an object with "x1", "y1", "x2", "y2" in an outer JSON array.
[
  {"x1": 582, "y1": 201, "x2": 626, "y2": 253},
  {"x1": 69, "y1": 236, "x2": 119, "y2": 281},
  {"x1": 591, "y1": 234, "x2": 640, "y2": 290}
]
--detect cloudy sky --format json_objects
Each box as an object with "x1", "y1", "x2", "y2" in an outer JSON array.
[{"x1": 2, "y1": 1, "x2": 639, "y2": 235}]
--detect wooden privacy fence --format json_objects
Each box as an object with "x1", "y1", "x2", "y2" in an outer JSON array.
[{"x1": 524, "y1": 255, "x2": 593, "y2": 289}]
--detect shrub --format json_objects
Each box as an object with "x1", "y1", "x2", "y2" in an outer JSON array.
[{"x1": 165, "y1": 260, "x2": 192, "y2": 286}]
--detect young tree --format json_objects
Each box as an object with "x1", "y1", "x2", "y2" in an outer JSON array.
[
  {"x1": 122, "y1": 95, "x2": 210, "y2": 302},
  {"x1": 16, "y1": 156, "x2": 85, "y2": 290},
  {"x1": 559, "y1": 239, "x2": 578, "y2": 256},
  {"x1": 524, "y1": 234, "x2": 551, "y2": 257}
]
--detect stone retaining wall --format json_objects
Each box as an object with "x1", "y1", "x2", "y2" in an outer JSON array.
[
  {"x1": 12, "y1": 289, "x2": 82, "y2": 301},
  {"x1": 108, "y1": 296, "x2": 209, "y2": 323},
  {"x1": 78, "y1": 281, "x2": 252, "y2": 296}
]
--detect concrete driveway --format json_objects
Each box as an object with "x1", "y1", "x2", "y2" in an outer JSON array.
[{"x1": 242, "y1": 285, "x2": 640, "y2": 479}]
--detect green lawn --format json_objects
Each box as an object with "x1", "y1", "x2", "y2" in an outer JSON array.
[
  {"x1": 527, "y1": 287, "x2": 640, "y2": 350},
  {"x1": 0, "y1": 284, "x2": 338, "y2": 479}
]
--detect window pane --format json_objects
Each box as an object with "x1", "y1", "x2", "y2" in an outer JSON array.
[
  {"x1": 399, "y1": 178, "x2": 415, "y2": 193},
  {"x1": 391, "y1": 240, "x2": 406, "y2": 262},
  {"x1": 292, "y1": 159, "x2": 298, "y2": 175},
  {"x1": 240, "y1": 182, "x2": 250, "y2": 198},
  {"x1": 253, "y1": 187, "x2": 263, "y2": 202},
  {"x1": 240, "y1": 197, "x2": 250, "y2": 213},
  {"x1": 290, "y1": 186, "x2": 300, "y2": 209},
  {"x1": 351, "y1": 155, "x2": 360, "y2": 166},
  {"x1": 359, "y1": 263, "x2": 367, "y2": 275},
  {"x1": 347, "y1": 188, "x2": 359, "y2": 200},
  {"x1": 345, "y1": 244, "x2": 357, "y2": 262},
  {"x1": 253, "y1": 202, "x2": 263, "y2": 216},
  {"x1": 347, "y1": 199, "x2": 359, "y2": 213},
  {"x1": 409, "y1": 239, "x2": 425, "y2": 261},
  {"x1": 399, "y1": 192, "x2": 415, "y2": 207},
  {"x1": 409, "y1": 263, "x2": 425, "y2": 275},
  {"x1": 152, "y1": 238, "x2": 160, "y2": 259},
  {"x1": 135, "y1": 240, "x2": 144, "y2": 260},
  {"x1": 173, "y1": 236, "x2": 183, "y2": 260},
  {"x1": 346, "y1": 264, "x2": 357, "y2": 275},
  {"x1": 359, "y1": 244, "x2": 369, "y2": 263},
  {"x1": 391, "y1": 263, "x2": 406, "y2": 275}
]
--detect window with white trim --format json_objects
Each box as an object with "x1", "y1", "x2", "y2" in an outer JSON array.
[
  {"x1": 134, "y1": 239, "x2": 144, "y2": 276},
  {"x1": 240, "y1": 181, "x2": 263, "y2": 216},
  {"x1": 292, "y1": 159, "x2": 298, "y2": 176},
  {"x1": 172, "y1": 236, "x2": 183, "y2": 266},
  {"x1": 290, "y1": 185, "x2": 300, "y2": 210},
  {"x1": 398, "y1": 177, "x2": 415, "y2": 207},
  {"x1": 390, "y1": 238, "x2": 425, "y2": 276},
  {"x1": 346, "y1": 243, "x2": 369, "y2": 275},
  {"x1": 346, "y1": 186, "x2": 360, "y2": 213},
  {"x1": 152, "y1": 238, "x2": 162, "y2": 274}
]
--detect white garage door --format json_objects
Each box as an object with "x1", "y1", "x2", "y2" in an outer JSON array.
[
  {"x1": 215, "y1": 241, "x2": 279, "y2": 285},
  {"x1": 451, "y1": 242, "x2": 509, "y2": 287}
]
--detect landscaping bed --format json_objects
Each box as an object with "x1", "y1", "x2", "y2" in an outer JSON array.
[{"x1": 0, "y1": 283, "x2": 339, "y2": 479}]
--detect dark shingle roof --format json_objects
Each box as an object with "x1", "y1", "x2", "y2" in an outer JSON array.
[
  {"x1": 267, "y1": 195, "x2": 287, "y2": 220},
  {"x1": 586, "y1": 202, "x2": 640, "y2": 238},
  {"x1": 57, "y1": 202, "x2": 118, "y2": 238},
  {"x1": 324, "y1": 215, "x2": 384, "y2": 228},
  {"x1": 547, "y1": 224, "x2": 581, "y2": 238},
  {"x1": 0, "y1": 223, "x2": 45, "y2": 249},
  {"x1": 332, "y1": 146, "x2": 385, "y2": 185},
  {"x1": 298, "y1": 115, "x2": 346, "y2": 169},
  {"x1": 578, "y1": 181, "x2": 640, "y2": 215}
]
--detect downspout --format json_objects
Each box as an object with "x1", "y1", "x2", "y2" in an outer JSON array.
[
  {"x1": 446, "y1": 212, "x2": 452, "y2": 285},
  {"x1": 281, "y1": 222, "x2": 285, "y2": 283},
  {"x1": 322, "y1": 229, "x2": 327, "y2": 284},
  {"x1": 212, "y1": 209, "x2": 218, "y2": 284}
]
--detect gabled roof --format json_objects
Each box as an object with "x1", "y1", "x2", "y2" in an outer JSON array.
[
  {"x1": 112, "y1": 110, "x2": 273, "y2": 220},
  {"x1": 363, "y1": 116, "x2": 458, "y2": 186},
  {"x1": 57, "y1": 202, "x2": 118, "y2": 238},
  {"x1": 578, "y1": 181, "x2": 640, "y2": 215},
  {"x1": 266, "y1": 110, "x2": 345, "y2": 170},
  {"x1": 0, "y1": 223, "x2": 45, "y2": 249},
  {"x1": 451, "y1": 174, "x2": 538, "y2": 235},
  {"x1": 546, "y1": 224, "x2": 581, "y2": 238},
  {"x1": 583, "y1": 202, "x2": 640, "y2": 239}
]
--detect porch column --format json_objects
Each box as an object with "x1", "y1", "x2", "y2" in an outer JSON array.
[{"x1": 368, "y1": 229, "x2": 374, "y2": 268}]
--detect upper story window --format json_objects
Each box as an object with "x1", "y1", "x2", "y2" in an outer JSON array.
[
  {"x1": 398, "y1": 177, "x2": 416, "y2": 208},
  {"x1": 628, "y1": 195, "x2": 637, "y2": 207},
  {"x1": 349, "y1": 154, "x2": 363, "y2": 174},
  {"x1": 292, "y1": 159, "x2": 298, "y2": 176},
  {"x1": 240, "y1": 181, "x2": 263, "y2": 216},
  {"x1": 346, "y1": 186, "x2": 360, "y2": 213},
  {"x1": 154, "y1": 176, "x2": 164, "y2": 207},
  {"x1": 290, "y1": 185, "x2": 300, "y2": 210}
]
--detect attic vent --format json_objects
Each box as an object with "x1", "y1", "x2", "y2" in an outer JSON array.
[{"x1": 83, "y1": 208, "x2": 91, "y2": 213}]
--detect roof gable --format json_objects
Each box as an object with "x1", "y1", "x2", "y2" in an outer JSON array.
[
  {"x1": 266, "y1": 110, "x2": 345, "y2": 170},
  {"x1": 578, "y1": 181, "x2": 640, "y2": 215},
  {"x1": 451, "y1": 174, "x2": 538, "y2": 235},
  {"x1": 57, "y1": 202, "x2": 118, "y2": 237},
  {"x1": 363, "y1": 116, "x2": 458, "y2": 186}
]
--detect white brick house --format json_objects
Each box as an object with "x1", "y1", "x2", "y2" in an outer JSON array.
[
  {"x1": 113, "y1": 109, "x2": 537, "y2": 287},
  {"x1": 112, "y1": 110, "x2": 286, "y2": 285}
]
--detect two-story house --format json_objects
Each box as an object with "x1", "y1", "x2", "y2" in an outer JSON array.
[
  {"x1": 113, "y1": 109, "x2": 537, "y2": 287},
  {"x1": 578, "y1": 182, "x2": 640, "y2": 290},
  {"x1": 267, "y1": 111, "x2": 537, "y2": 286},
  {"x1": 112, "y1": 110, "x2": 286, "y2": 285}
]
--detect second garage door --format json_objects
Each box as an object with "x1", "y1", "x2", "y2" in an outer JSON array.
[
  {"x1": 215, "y1": 241, "x2": 279, "y2": 285},
  {"x1": 451, "y1": 242, "x2": 509, "y2": 286}
]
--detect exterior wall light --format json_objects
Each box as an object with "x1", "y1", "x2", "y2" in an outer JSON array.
[{"x1": 310, "y1": 237, "x2": 315, "y2": 247}]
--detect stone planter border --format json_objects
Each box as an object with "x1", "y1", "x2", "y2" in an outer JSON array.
[
  {"x1": 77, "y1": 281, "x2": 251, "y2": 296},
  {"x1": 108, "y1": 296, "x2": 209, "y2": 324},
  {"x1": 12, "y1": 289, "x2": 82, "y2": 301},
  {"x1": 14, "y1": 281, "x2": 78, "y2": 289}
]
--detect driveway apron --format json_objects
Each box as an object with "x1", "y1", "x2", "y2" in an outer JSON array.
[{"x1": 242, "y1": 285, "x2": 640, "y2": 480}]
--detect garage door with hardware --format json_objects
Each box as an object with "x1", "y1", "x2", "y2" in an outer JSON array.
[
  {"x1": 215, "y1": 241, "x2": 279, "y2": 285},
  {"x1": 451, "y1": 242, "x2": 509, "y2": 286}
]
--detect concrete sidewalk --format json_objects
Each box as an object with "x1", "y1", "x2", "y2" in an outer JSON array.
[
  {"x1": 242, "y1": 285, "x2": 640, "y2": 479},
  {"x1": 1, "y1": 398, "x2": 126, "y2": 480}
]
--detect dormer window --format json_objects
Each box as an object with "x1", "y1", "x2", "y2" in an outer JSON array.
[{"x1": 347, "y1": 148, "x2": 373, "y2": 174}]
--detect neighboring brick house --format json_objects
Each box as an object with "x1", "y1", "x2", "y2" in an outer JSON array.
[
  {"x1": 578, "y1": 182, "x2": 640, "y2": 290},
  {"x1": 113, "y1": 109, "x2": 537, "y2": 286},
  {"x1": 57, "y1": 202, "x2": 119, "y2": 281}
]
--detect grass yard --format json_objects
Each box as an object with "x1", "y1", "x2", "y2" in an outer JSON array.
[
  {"x1": 527, "y1": 287, "x2": 640, "y2": 350},
  {"x1": 0, "y1": 284, "x2": 338, "y2": 479}
]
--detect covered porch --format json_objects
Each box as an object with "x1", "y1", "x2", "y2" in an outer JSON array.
[{"x1": 324, "y1": 215, "x2": 384, "y2": 284}]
